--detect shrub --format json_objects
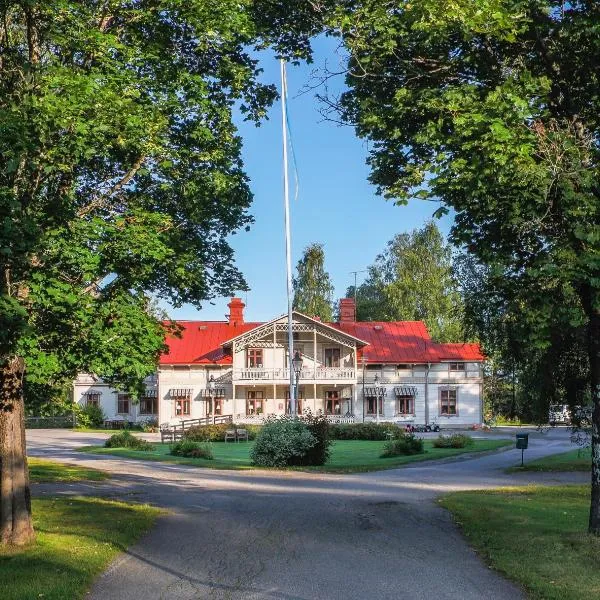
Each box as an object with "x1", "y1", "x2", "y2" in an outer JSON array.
[
  {"x1": 104, "y1": 430, "x2": 154, "y2": 451},
  {"x1": 169, "y1": 439, "x2": 214, "y2": 459},
  {"x1": 183, "y1": 423, "x2": 260, "y2": 442},
  {"x1": 300, "y1": 411, "x2": 332, "y2": 466},
  {"x1": 76, "y1": 403, "x2": 105, "y2": 428},
  {"x1": 432, "y1": 434, "x2": 474, "y2": 449},
  {"x1": 380, "y1": 433, "x2": 424, "y2": 457},
  {"x1": 330, "y1": 422, "x2": 403, "y2": 441},
  {"x1": 140, "y1": 418, "x2": 159, "y2": 433},
  {"x1": 250, "y1": 417, "x2": 317, "y2": 467}
]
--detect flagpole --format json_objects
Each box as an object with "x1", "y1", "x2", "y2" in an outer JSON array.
[{"x1": 280, "y1": 58, "x2": 295, "y2": 416}]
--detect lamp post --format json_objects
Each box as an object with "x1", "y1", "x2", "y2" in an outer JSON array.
[
  {"x1": 291, "y1": 351, "x2": 303, "y2": 417},
  {"x1": 361, "y1": 353, "x2": 367, "y2": 423},
  {"x1": 373, "y1": 373, "x2": 386, "y2": 425},
  {"x1": 208, "y1": 374, "x2": 215, "y2": 424}
]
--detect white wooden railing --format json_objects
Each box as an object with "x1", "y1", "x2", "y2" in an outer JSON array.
[{"x1": 233, "y1": 367, "x2": 356, "y2": 381}]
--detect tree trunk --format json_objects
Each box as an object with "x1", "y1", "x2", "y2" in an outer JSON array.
[
  {"x1": 0, "y1": 356, "x2": 35, "y2": 546},
  {"x1": 587, "y1": 306, "x2": 600, "y2": 534}
]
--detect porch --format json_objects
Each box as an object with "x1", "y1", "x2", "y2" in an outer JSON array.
[
  {"x1": 232, "y1": 384, "x2": 357, "y2": 420},
  {"x1": 233, "y1": 367, "x2": 356, "y2": 382}
]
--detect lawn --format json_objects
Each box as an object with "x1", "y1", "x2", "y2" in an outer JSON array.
[
  {"x1": 440, "y1": 486, "x2": 600, "y2": 600},
  {"x1": 78, "y1": 438, "x2": 511, "y2": 473},
  {"x1": 507, "y1": 448, "x2": 591, "y2": 473},
  {"x1": 29, "y1": 457, "x2": 108, "y2": 483},
  {"x1": 0, "y1": 496, "x2": 161, "y2": 600}
]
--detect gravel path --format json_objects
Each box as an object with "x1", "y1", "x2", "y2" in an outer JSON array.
[{"x1": 27, "y1": 428, "x2": 587, "y2": 600}]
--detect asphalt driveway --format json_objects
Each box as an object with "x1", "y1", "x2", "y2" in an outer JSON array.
[{"x1": 26, "y1": 428, "x2": 586, "y2": 600}]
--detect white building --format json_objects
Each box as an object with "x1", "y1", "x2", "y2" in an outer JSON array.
[{"x1": 73, "y1": 298, "x2": 484, "y2": 427}]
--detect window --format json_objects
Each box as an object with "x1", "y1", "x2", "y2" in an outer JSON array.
[
  {"x1": 325, "y1": 390, "x2": 341, "y2": 415},
  {"x1": 246, "y1": 390, "x2": 264, "y2": 415},
  {"x1": 365, "y1": 396, "x2": 384, "y2": 415},
  {"x1": 285, "y1": 389, "x2": 304, "y2": 415},
  {"x1": 139, "y1": 397, "x2": 158, "y2": 415},
  {"x1": 247, "y1": 348, "x2": 263, "y2": 368},
  {"x1": 449, "y1": 363, "x2": 465, "y2": 371},
  {"x1": 395, "y1": 395, "x2": 414, "y2": 415},
  {"x1": 117, "y1": 394, "x2": 130, "y2": 415},
  {"x1": 208, "y1": 398, "x2": 223, "y2": 416},
  {"x1": 324, "y1": 348, "x2": 340, "y2": 367},
  {"x1": 397, "y1": 364, "x2": 411, "y2": 370},
  {"x1": 440, "y1": 389, "x2": 457, "y2": 415},
  {"x1": 175, "y1": 399, "x2": 191, "y2": 416},
  {"x1": 85, "y1": 392, "x2": 101, "y2": 407}
]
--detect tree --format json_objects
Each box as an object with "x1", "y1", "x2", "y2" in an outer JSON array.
[
  {"x1": 293, "y1": 243, "x2": 334, "y2": 321},
  {"x1": 455, "y1": 253, "x2": 589, "y2": 422},
  {"x1": 0, "y1": 1, "x2": 319, "y2": 547},
  {"x1": 330, "y1": 1, "x2": 600, "y2": 532},
  {"x1": 348, "y1": 222, "x2": 465, "y2": 342}
]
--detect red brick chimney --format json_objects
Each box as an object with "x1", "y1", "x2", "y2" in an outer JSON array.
[
  {"x1": 227, "y1": 297, "x2": 245, "y2": 327},
  {"x1": 339, "y1": 298, "x2": 356, "y2": 323}
]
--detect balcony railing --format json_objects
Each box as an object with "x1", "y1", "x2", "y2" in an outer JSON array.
[{"x1": 233, "y1": 367, "x2": 356, "y2": 381}]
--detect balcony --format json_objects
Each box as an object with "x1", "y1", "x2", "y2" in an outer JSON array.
[{"x1": 233, "y1": 367, "x2": 356, "y2": 382}]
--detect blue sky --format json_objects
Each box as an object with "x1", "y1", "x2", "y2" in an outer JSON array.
[{"x1": 165, "y1": 37, "x2": 451, "y2": 322}]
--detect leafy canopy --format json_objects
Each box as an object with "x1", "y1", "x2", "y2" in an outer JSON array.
[
  {"x1": 293, "y1": 243, "x2": 334, "y2": 321},
  {"x1": 349, "y1": 222, "x2": 464, "y2": 342},
  {"x1": 0, "y1": 1, "x2": 321, "y2": 398}
]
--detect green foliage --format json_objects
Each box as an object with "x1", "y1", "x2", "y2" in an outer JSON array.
[
  {"x1": 292, "y1": 243, "x2": 334, "y2": 321},
  {"x1": 250, "y1": 416, "x2": 317, "y2": 467},
  {"x1": 76, "y1": 403, "x2": 105, "y2": 428},
  {"x1": 332, "y1": 2, "x2": 600, "y2": 528},
  {"x1": 299, "y1": 411, "x2": 332, "y2": 465},
  {"x1": 0, "y1": 1, "x2": 320, "y2": 409},
  {"x1": 104, "y1": 430, "x2": 153, "y2": 451},
  {"x1": 169, "y1": 439, "x2": 213, "y2": 459},
  {"x1": 432, "y1": 434, "x2": 474, "y2": 449},
  {"x1": 380, "y1": 433, "x2": 424, "y2": 457},
  {"x1": 348, "y1": 222, "x2": 465, "y2": 342},
  {"x1": 183, "y1": 423, "x2": 259, "y2": 442},
  {"x1": 329, "y1": 422, "x2": 403, "y2": 441}
]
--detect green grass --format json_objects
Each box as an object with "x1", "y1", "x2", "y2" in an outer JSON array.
[
  {"x1": 29, "y1": 457, "x2": 108, "y2": 483},
  {"x1": 507, "y1": 448, "x2": 591, "y2": 473},
  {"x1": 0, "y1": 496, "x2": 161, "y2": 600},
  {"x1": 78, "y1": 438, "x2": 511, "y2": 473},
  {"x1": 440, "y1": 485, "x2": 600, "y2": 600}
]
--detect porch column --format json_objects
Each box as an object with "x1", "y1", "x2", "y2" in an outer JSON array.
[{"x1": 313, "y1": 328, "x2": 317, "y2": 379}]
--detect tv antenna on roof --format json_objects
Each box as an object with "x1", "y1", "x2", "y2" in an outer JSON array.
[{"x1": 349, "y1": 270, "x2": 368, "y2": 302}]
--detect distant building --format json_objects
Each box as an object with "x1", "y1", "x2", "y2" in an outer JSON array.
[{"x1": 73, "y1": 297, "x2": 484, "y2": 427}]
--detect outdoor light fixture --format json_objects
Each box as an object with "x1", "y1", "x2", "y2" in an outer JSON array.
[
  {"x1": 291, "y1": 351, "x2": 303, "y2": 378},
  {"x1": 373, "y1": 373, "x2": 386, "y2": 424},
  {"x1": 290, "y1": 350, "x2": 303, "y2": 417},
  {"x1": 208, "y1": 374, "x2": 216, "y2": 424}
]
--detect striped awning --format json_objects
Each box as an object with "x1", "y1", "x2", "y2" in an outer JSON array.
[
  {"x1": 143, "y1": 389, "x2": 158, "y2": 398},
  {"x1": 394, "y1": 386, "x2": 417, "y2": 397},
  {"x1": 169, "y1": 388, "x2": 192, "y2": 399},
  {"x1": 199, "y1": 388, "x2": 226, "y2": 398},
  {"x1": 364, "y1": 386, "x2": 387, "y2": 397}
]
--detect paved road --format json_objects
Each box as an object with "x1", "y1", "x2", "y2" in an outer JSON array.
[{"x1": 27, "y1": 428, "x2": 587, "y2": 600}]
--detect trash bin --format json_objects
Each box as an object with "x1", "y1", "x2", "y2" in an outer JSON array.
[{"x1": 516, "y1": 433, "x2": 529, "y2": 450}]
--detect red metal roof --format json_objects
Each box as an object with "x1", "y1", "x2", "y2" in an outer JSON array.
[
  {"x1": 432, "y1": 343, "x2": 485, "y2": 361},
  {"x1": 160, "y1": 319, "x2": 483, "y2": 365},
  {"x1": 334, "y1": 321, "x2": 440, "y2": 363},
  {"x1": 160, "y1": 321, "x2": 261, "y2": 365}
]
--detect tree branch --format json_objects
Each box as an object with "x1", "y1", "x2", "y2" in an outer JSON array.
[{"x1": 77, "y1": 156, "x2": 145, "y2": 218}]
